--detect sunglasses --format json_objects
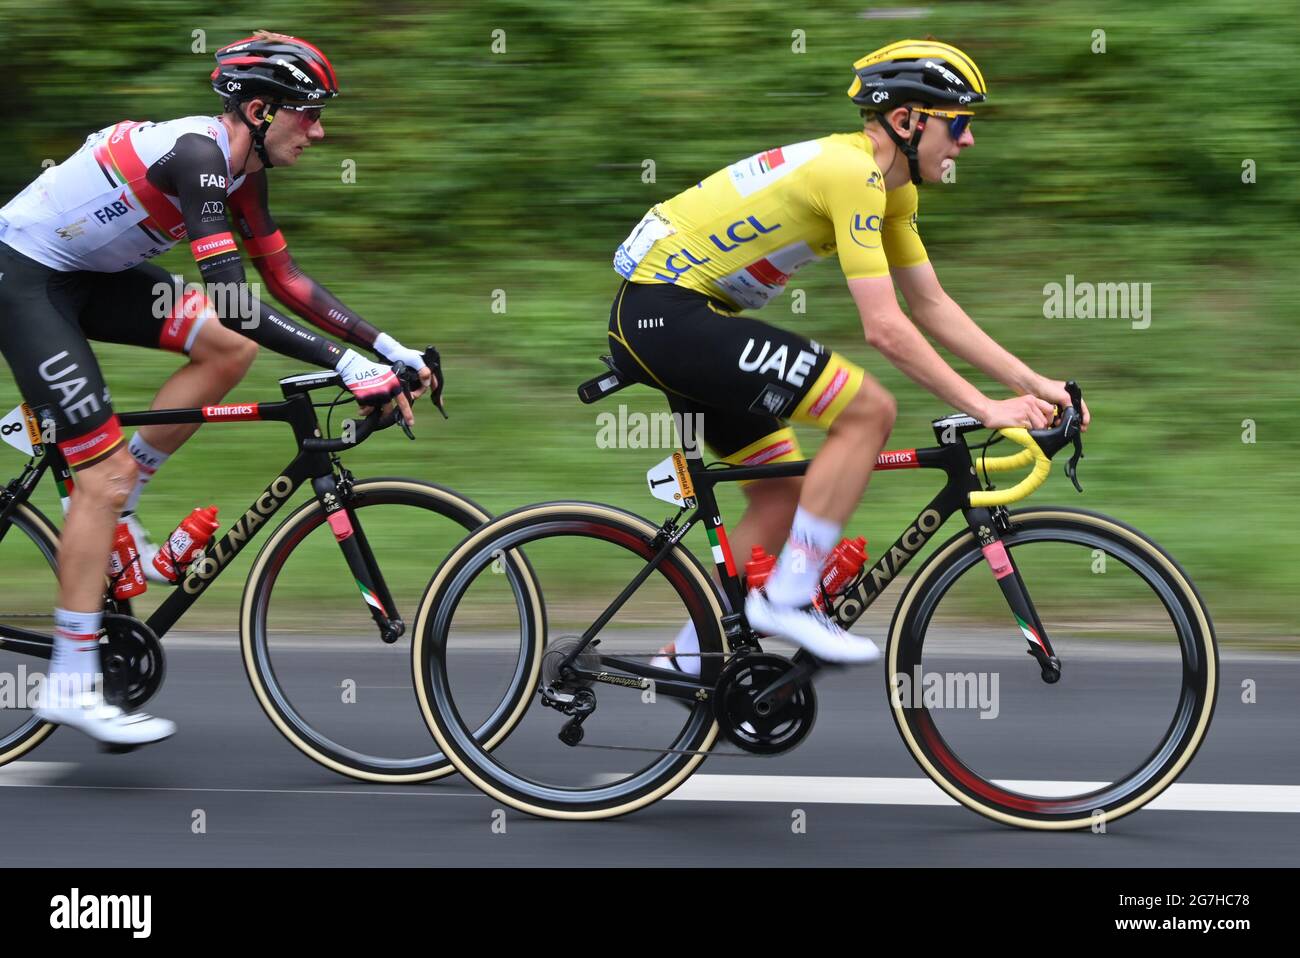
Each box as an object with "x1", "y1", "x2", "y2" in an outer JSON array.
[
  {"x1": 278, "y1": 104, "x2": 325, "y2": 126},
  {"x1": 912, "y1": 107, "x2": 974, "y2": 139}
]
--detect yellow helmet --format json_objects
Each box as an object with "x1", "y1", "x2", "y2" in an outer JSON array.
[{"x1": 847, "y1": 39, "x2": 987, "y2": 111}]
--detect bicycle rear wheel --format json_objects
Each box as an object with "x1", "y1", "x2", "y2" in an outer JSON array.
[
  {"x1": 414, "y1": 502, "x2": 728, "y2": 819},
  {"x1": 241, "y1": 478, "x2": 542, "y2": 783},
  {"x1": 888, "y1": 507, "x2": 1217, "y2": 829}
]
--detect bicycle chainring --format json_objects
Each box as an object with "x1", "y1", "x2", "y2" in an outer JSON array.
[
  {"x1": 99, "y1": 613, "x2": 165, "y2": 710},
  {"x1": 713, "y1": 653, "x2": 816, "y2": 755}
]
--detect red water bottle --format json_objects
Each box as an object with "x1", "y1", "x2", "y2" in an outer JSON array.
[
  {"x1": 153, "y1": 506, "x2": 220, "y2": 582},
  {"x1": 814, "y1": 536, "x2": 868, "y2": 609},
  {"x1": 744, "y1": 546, "x2": 777, "y2": 593},
  {"x1": 108, "y1": 522, "x2": 147, "y2": 599}
]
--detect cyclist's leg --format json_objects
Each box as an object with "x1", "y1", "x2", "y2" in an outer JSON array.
[
  {"x1": 609, "y1": 280, "x2": 882, "y2": 661},
  {"x1": 0, "y1": 244, "x2": 173, "y2": 740},
  {"x1": 78, "y1": 262, "x2": 258, "y2": 462}
]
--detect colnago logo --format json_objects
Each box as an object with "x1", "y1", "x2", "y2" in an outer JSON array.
[
  {"x1": 182, "y1": 475, "x2": 294, "y2": 594},
  {"x1": 834, "y1": 509, "x2": 943, "y2": 623}
]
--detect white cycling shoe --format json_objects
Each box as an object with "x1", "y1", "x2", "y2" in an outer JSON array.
[
  {"x1": 36, "y1": 693, "x2": 176, "y2": 748},
  {"x1": 744, "y1": 592, "x2": 881, "y2": 664},
  {"x1": 122, "y1": 512, "x2": 171, "y2": 584}
]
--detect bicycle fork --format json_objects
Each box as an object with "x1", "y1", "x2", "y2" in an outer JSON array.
[
  {"x1": 312, "y1": 474, "x2": 404, "y2": 644},
  {"x1": 967, "y1": 506, "x2": 1061, "y2": 683}
]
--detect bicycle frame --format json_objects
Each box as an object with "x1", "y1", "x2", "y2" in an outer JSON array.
[
  {"x1": 567, "y1": 415, "x2": 1062, "y2": 695},
  {"x1": 0, "y1": 378, "x2": 408, "y2": 658}
]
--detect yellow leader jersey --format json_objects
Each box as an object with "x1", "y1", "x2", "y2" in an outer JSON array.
[{"x1": 613, "y1": 131, "x2": 928, "y2": 311}]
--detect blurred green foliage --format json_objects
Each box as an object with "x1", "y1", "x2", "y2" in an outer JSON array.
[{"x1": 0, "y1": 1, "x2": 1296, "y2": 638}]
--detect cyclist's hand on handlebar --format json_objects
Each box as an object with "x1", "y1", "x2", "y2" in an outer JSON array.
[
  {"x1": 375, "y1": 334, "x2": 438, "y2": 401},
  {"x1": 1031, "y1": 376, "x2": 1090, "y2": 431},
  {"x1": 336, "y1": 348, "x2": 415, "y2": 426},
  {"x1": 980, "y1": 394, "x2": 1057, "y2": 430}
]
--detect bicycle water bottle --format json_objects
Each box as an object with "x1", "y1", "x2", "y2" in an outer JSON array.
[
  {"x1": 744, "y1": 546, "x2": 777, "y2": 593},
  {"x1": 108, "y1": 522, "x2": 147, "y2": 599},
  {"x1": 153, "y1": 506, "x2": 220, "y2": 582},
  {"x1": 814, "y1": 536, "x2": 868, "y2": 610}
]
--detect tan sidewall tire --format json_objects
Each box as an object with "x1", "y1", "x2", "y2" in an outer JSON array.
[
  {"x1": 239, "y1": 479, "x2": 528, "y2": 783},
  {"x1": 413, "y1": 502, "x2": 726, "y2": 820},
  {"x1": 886, "y1": 507, "x2": 1217, "y2": 830}
]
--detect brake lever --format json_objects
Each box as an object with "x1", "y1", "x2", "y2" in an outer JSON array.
[
  {"x1": 1063, "y1": 380, "x2": 1084, "y2": 492},
  {"x1": 422, "y1": 345, "x2": 448, "y2": 420},
  {"x1": 390, "y1": 361, "x2": 416, "y2": 440}
]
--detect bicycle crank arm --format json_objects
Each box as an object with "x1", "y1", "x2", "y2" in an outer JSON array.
[{"x1": 751, "y1": 651, "x2": 821, "y2": 715}]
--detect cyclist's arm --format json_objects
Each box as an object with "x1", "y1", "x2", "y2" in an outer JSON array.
[
  {"x1": 147, "y1": 134, "x2": 346, "y2": 369},
  {"x1": 847, "y1": 275, "x2": 990, "y2": 418},
  {"x1": 227, "y1": 171, "x2": 380, "y2": 349},
  {"x1": 891, "y1": 261, "x2": 1040, "y2": 393}
]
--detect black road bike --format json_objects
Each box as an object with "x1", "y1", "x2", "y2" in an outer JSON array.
[
  {"x1": 0, "y1": 349, "x2": 542, "y2": 782},
  {"x1": 412, "y1": 362, "x2": 1217, "y2": 827}
]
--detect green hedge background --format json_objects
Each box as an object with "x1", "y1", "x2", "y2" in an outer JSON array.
[{"x1": 0, "y1": 1, "x2": 1296, "y2": 639}]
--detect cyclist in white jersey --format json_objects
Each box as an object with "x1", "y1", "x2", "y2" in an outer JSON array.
[{"x1": 0, "y1": 31, "x2": 435, "y2": 747}]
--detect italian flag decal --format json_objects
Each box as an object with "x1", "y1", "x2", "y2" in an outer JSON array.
[
  {"x1": 356, "y1": 579, "x2": 387, "y2": 617},
  {"x1": 707, "y1": 524, "x2": 737, "y2": 577},
  {"x1": 1015, "y1": 614, "x2": 1046, "y2": 651}
]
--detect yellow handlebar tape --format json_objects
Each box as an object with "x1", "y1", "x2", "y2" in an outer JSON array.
[{"x1": 970, "y1": 427, "x2": 1051, "y2": 507}]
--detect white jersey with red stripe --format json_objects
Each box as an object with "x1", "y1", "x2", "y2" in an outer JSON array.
[{"x1": 0, "y1": 116, "x2": 246, "y2": 273}]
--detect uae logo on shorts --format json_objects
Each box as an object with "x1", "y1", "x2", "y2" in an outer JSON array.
[{"x1": 750, "y1": 383, "x2": 794, "y2": 418}]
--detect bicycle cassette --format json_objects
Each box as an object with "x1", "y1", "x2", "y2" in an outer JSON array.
[
  {"x1": 713, "y1": 653, "x2": 816, "y2": 755},
  {"x1": 541, "y1": 635, "x2": 601, "y2": 692}
]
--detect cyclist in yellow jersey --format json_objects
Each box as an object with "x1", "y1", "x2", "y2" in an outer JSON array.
[{"x1": 608, "y1": 39, "x2": 1090, "y2": 665}]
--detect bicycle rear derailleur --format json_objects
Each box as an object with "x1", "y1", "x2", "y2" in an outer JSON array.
[
  {"x1": 539, "y1": 636, "x2": 600, "y2": 746},
  {"x1": 713, "y1": 651, "x2": 818, "y2": 754}
]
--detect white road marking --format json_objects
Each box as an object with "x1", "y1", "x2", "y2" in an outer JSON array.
[
  {"x1": 0, "y1": 763, "x2": 1296, "y2": 813},
  {"x1": 666, "y1": 775, "x2": 1300, "y2": 813},
  {"x1": 0, "y1": 761, "x2": 76, "y2": 786}
]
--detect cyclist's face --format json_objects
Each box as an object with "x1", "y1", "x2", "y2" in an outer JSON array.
[
  {"x1": 259, "y1": 102, "x2": 326, "y2": 167},
  {"x1": 913, "y1": 110, "x2": 975, "y2": 183}
]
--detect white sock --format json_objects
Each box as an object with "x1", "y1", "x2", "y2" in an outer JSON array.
[
  {"x1": 765, "y1": 506, "x2": 841, "y2": 607},
  {"x1": 47, "y1": 607, "x2": 102, "y2": 706},
  {"x1": 123, "y1": 432, "x2": 170, "y2": 515},
  {"x1": 669, "y1": 620, "x2": 701, "y2": 677}
]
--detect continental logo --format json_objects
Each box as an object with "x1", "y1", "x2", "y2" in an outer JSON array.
[
  {"x1": 672, "y1": 451, "x2": 695, "y2": 500},
  {"x1": 182, "y1": 475, "x2": 294, "y2": 594},
  {"x1": 21, "y1": 404, "x2": 41, "y2": 448},
  {"x1": 834, "y1": 508, "x2": 942, "y2": 624}
]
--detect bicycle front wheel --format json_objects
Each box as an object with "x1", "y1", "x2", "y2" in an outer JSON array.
[
  {"x1": 0, "y1": 502, "x2": 59, "y2": 767},
  {"x1": 414, "y1": 502, "x2": 728, "y2": 820},
  {"x1": 241, "y1": 478, "x2": 542, "y2": 783},
  {"x1": 888, "y1": 507, "x2": 1217, "y2": 829}
]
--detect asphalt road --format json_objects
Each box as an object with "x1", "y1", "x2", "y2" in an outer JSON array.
[{"x1": 0, "y1": 632, "x2": 1295, "y2": 867}]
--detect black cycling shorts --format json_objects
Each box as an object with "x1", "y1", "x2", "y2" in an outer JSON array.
[
  {"x1": 607, "y1": 280, "x2": 865, "y2": 467},
  {"x1": 0, "y1": 241, "x2": 213, "y2": 469}
]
